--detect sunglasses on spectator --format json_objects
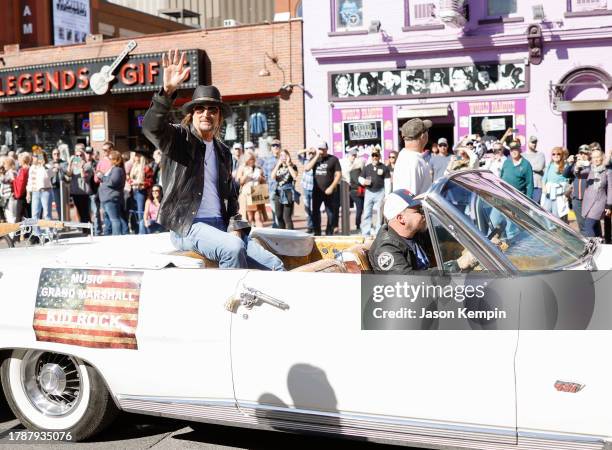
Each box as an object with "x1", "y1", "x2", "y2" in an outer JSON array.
[
  {"x1": 193, "y1": 105, "x2": 219, "y2": 114},
  {"x1": 438, "y1": 143, "x2": 448, "y2": 147},
  {"x1": 552, "y1": 153, "x2": 563, "y2": 156},
  {"x1": 271, "y1": 144, "x2": 281, "y2": 147},
  {"x1": 389, "y1": 156, "x2": 396, "y2": 159}
]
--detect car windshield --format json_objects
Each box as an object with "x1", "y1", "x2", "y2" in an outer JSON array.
[{"x1": 438, "y1": 171, "x2": 587, "y2": 271}]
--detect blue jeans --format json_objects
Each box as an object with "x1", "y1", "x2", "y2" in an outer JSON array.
[
  {"x1": 361, "y1": 189, "x2": 385, "y2": 236},
  {"x1": 31, "y1": 189, "x2": 52, "y2": 221},
  {"x1": 170, "y1": 217, "x2": 284, "y2": 270},
  {"x1": 582, "y1": 218, "x2": 601, "y2": 237},
  {"x1": 102, "y1": 200, "x2": 127, "y2": 236},
  {"x1": 531, "y1": 187, "x2": 542, "y2": 205},
  {"x1": 572, "y1": 198, "x2": 585, "y2": 232},
  {"x1": 133, "y1": 189, "x2": 147, "y2": 235},
  {"x1": 31, "y1": 189, "x2": 52, "y2": 235},
  {"x1": 303, "y1": 189, "x2": 313, "y2": 230}
]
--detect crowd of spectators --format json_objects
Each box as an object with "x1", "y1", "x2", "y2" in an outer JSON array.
[
  {"x1": 0, "y1": 125, "x2": 610, "y2": 244},
  {"x1": 0, "y1": 141, "x2": 165, "y2": 237}
]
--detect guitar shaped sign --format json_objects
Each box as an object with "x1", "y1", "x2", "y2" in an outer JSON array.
[{"x1": 89, "y1": 40, "x2": 138, "y2": 95}]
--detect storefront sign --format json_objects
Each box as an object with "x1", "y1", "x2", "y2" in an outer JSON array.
[
  {"x1": 332, "y1": 106, "x2": 395, "y2": 158},
  {"x1": 329, "y1": 61, "x2": 528, "y2": 102},
  {"x1": 0, "y1": 49, "x2": 202, "y2": 103},
  {"x1": 457, "y1": 99, "x2": 527, "y2": 148},
  {"x1": 20, "y1": 0, "x2": 40, "y2": 48},
  {"x1": 348, "y1": 122, "x2": 378, "y2": 140},
  {"x1": 52, "y1": 0, "x2": 91, "y2": 46}
]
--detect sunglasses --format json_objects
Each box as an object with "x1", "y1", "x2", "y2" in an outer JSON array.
[
  {"x1": 552, "y1": 153, "x2": 563, "y2": 156},
  {"x1": 271, "y1": 144, "x2": 281, "y2": 147},
  {"x1": 389, "y1": 156, "x2": 396, "y2": 159},
  {"x1": 193, "y1": 105, "x2": 220, "y2": 114}
]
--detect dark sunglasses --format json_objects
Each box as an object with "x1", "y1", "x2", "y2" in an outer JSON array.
[
  {"x1": 193, "y1": 105, "x2": 220, "y2": 114},
  {"x1": 271, "y1": 144, "x2": 281, "y2": 147}
]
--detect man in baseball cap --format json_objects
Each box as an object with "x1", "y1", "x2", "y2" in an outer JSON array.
[
  {"x1": 369, "y1": 189, "x2": 431, "y2": 273},
  {"x1": 393, "y1": 118, "x2": 433, "y2": 196},
  {"x1": 369, "y1": 189, "x2": 478, "y2": 273}
]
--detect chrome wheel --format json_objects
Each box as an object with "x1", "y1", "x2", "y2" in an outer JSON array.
[{"x1": 21, "y1": 351, "x2": 82, "y2": 417}]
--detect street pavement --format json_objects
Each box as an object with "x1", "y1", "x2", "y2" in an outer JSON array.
[{"x1": 0, "y1": 411, "x2": 419, "y2": 449}]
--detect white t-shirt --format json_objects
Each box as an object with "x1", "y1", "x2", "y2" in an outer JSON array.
[
  {"x1": 196, "y1": 140, "x2": 222, "y2": 218},
  {"x1": 392, "y1": 149, "x2": 432, "y2": 195}
]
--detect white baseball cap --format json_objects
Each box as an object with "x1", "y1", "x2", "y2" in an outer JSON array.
[{"x1": 383, "y1": 189, "x2": 423, "y2": 221}]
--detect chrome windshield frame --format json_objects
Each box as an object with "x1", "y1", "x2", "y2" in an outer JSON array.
[{"x1": 421, "y1": 169, "x2": 588, "y2": 273}]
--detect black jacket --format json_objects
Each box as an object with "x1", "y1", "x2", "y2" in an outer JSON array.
[
  {"x1": 142, "y1": 91, "x2": 238, "y2": 236},
  {"x1": 369, "y1": 224, "x2": 432, "y2": 274}
]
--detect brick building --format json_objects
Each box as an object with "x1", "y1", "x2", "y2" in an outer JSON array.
[{"x1": 0, "y1": 19, "x2": 304, "y2": 158}]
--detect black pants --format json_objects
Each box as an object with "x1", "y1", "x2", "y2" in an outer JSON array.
[
  {"x1": 72, "y1": 195, "x2": 91, "y2": 230},
  {"x1": 312, "y1": 187, "x2": 339, "y2": 236},
  {"x1": 273, "y1": 197, "x2": 294, "y2": 229},
  {"x1": 349, "y1": 191, "x2": 364, "y2": 231}
]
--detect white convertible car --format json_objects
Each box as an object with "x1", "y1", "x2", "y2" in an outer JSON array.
[{"x1": 0, "y1": 170, "x2": 611, "y2": 449}]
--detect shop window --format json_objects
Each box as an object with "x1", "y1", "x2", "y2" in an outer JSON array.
[
  {"x1": 332, "y1": 0, "x2": 364, "y2": 31},
  {"x1": 221, "y1": 98, "x2": 280, "y2": 151},
  {"x1": 487, "y1": 0, "x2": 517, "y2": 16},
  {"x1": 405, "y1": 0, "x2": 441, "y2": 27},
  {"x1": 569, "y1": 0, "x2": 608, "y2": 12},
  {"x1": 0, "y1": 119, "x2": 12, "y2": 151},
  {"x1": 1, "y1": 114, "x2": 87, "y2": 155}
]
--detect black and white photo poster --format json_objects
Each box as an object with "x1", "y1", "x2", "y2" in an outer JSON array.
[{"x1": 53, "y1": 0, "x2": 91, "y2": 46}]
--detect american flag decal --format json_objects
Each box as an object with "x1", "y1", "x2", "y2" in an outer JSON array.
[{"x1": 33, "y1": 268, "x2": 143, "y2": 350}]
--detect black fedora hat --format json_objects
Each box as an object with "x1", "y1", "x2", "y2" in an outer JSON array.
[{"x1": 182, "y1": 85, "x2": 232, "y2": 117}]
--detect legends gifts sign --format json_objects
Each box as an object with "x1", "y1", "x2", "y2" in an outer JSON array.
[{"x1": 0, "y1": 49, "x2": 203, "y2": 103}]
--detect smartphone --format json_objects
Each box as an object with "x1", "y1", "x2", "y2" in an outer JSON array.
[{"x1": 512, "y1": 128, "x2": 519, "y2": 133}]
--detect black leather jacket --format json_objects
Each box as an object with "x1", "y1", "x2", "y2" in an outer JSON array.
[
  {"x1": 369, "y1": 224, "x2": 432, "y2": 274},
  {"x1": 142, "y1": 91, "x2": 238, "y2": 236}
]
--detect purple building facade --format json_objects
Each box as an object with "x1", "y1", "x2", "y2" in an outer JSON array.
[{"x1": 303, "y1": 0, "x2": 612, "y2": 160}]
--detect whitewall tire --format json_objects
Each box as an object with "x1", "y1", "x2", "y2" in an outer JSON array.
[{"x1": 0, "y1": 349, "x2": 117, "y2": 441}]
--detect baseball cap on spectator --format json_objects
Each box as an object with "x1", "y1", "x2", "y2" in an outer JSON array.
[
  {"x1": 578, "y1": 144, "x2": 591, "y2": 154},
  {"x1": 232, "y1": 142, "x2": 243, "y2": 150},
  {"x1": 437, "y1": 137, "x2": 448, "y2": 146},
  {"x1": 317, "y1": 141, "x2": 328, "y2": 150},
  {"x1": 400, "y1": 118, "x2": 432, "y2": 140},
  {"x1": 84, "y1": 146, "x2": 93, "y2": 154},
  {"x1": 244, "y1": 141, "x2": 254, "y2": 150},
  {"x1": 384, "y1": 189, "x2": 422, "y2": 221},
  {"x1": 509, "y1": 141, "x2": 522, "y2": 151},
  {"x1": 529, "y1": 136, "x2": 538, "y2": 143},
  {"x1": 348, "y1": 148, "x2": 358, "y2": 156}
]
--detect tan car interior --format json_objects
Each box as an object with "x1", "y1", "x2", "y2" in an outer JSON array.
[{"x1": 170, "y1": 230, "x2": 375, "y2": 273}]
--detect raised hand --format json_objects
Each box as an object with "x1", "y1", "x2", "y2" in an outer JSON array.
[{"x1": 162, "y1": 49, "x2": 191, "y2": 95}]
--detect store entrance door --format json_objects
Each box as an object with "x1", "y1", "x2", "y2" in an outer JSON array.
[
  {"x1": 397, "y1": 119, "x2": 454, "y2": 150},
  {"x1": 428, "y1": 123, "x2": 454, "y2": 149},
  {"x1": 566, "y1": 110, "x2": 606, "y2": 155}
]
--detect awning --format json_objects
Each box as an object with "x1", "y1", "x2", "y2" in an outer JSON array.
[
  {"x1": 555, "y1": 100, "x2": 612, "y2": 112},
  {"x1": 397, "y1": 104, "x2": 451, "y2": 119}
]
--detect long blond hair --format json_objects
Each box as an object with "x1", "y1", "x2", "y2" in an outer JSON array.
[{"x1": 181, "y1": 112, "x2": 223, "y2": 139}]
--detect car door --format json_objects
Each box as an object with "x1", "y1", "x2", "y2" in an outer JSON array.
[{"x1": 231, "y1": 268, "x2": 518, "y2": 445}]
